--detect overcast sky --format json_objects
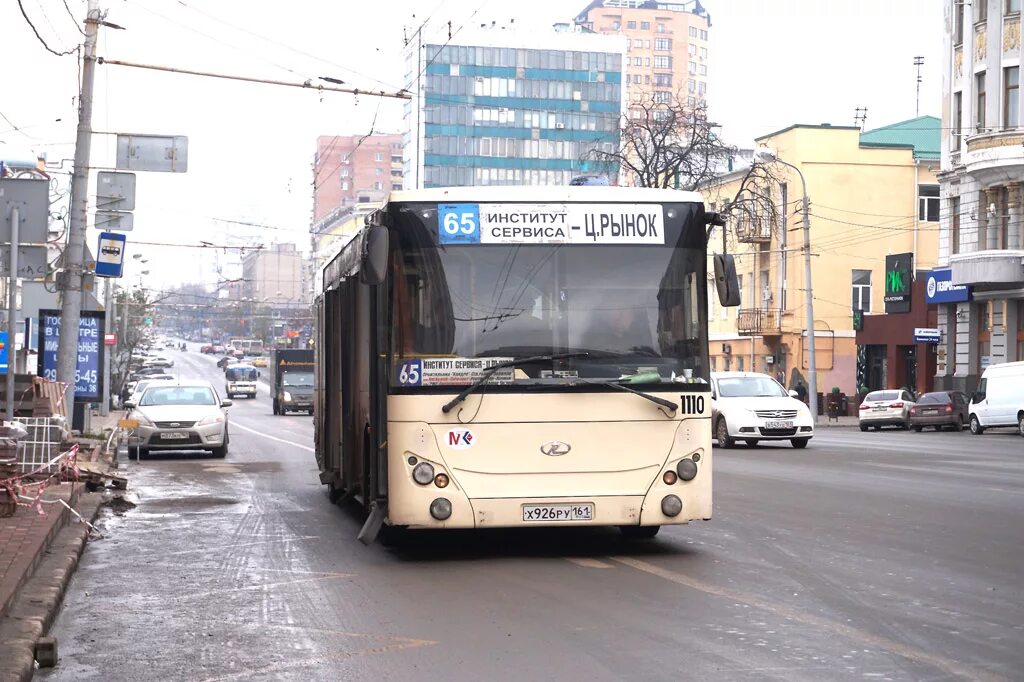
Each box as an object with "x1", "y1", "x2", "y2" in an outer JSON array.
[{"x1": 0, "y1": 0, "x2": 942, "y2": 290}]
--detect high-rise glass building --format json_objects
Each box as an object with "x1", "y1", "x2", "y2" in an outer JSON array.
[{"x1": 403, "y1": 26, "x2": 627, "y2": 188}]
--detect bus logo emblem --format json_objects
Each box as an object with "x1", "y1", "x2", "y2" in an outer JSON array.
[
  {"x1": 446, "y1": 429, "x2": 475, "y2": 449},
  {"x1": 540, "y1": 441, "x2": 571, "y2": 456}
]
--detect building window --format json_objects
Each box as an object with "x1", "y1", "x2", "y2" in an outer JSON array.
[
  {"x1": 1009, "y1": 0, "x2": 1021, "y2": 14},
  {"x1": 644, "y1": 75, "x2": 651, "y2": 84},
  {"x1": 341, "y1": 181, "x2": 349, "y2": 191},
  {"x1": 653, "y1": 91, "x2": 671, "y2": 103},
  {"x1": 701, "y1": 47, "x2": 708, "y2": 59},
  {"x1": 392, "y1": 183, "x2": 402, "y2": 191},
  {"x1": 654, "y1": 55, "x2": 671, "y2": 69},
  {"x1": 644, "y1": 57, "x2": 651, "y2": 66},
  {"x1": 340, "y1": 167, "x2": 349, "y2": 177},
  {"x1": 656, "y1": 22, "x2": 665, "y2": 32},
  {"x1": 977, "y1": 0, "x2": 988, "y2": 22},
  {"x1": 375, "y1": 167, "x2": 383, "y2": 176},
  {"x1": 918, "y1": 185, "x2": 940, "y2": 221},
  {"x1": 373, "y1": 181, "x2": 383, "y2": 191},
  {"x1": 612, "y1": 20, "x2": 620, "y2": 30},
  {"x1": 688, "y1": 43, "x2": 697, "y2": 55},
  {"x1": 700, "y1": 29, "x2": 708, "y2": 40},
  {"x1": 698, "y1": 81, "x2": 706, "y2": 95},
  {"x1": 687, "y1": 96, "x2": 696, "y2": 106},
  {"x1": 640, "y1": 21, "x2": 650, "y2": 30},
  {"x1": 699, "y1": 64, "x2": 707, "y2": 75},
  {"x1": 687, "y1": 79, "x2": 696, "y2": 93},
  {"x1": 950, "y1": 196, "x2": 961, "y2": 255},
  {"x1": 955, "y1": 0, "x2": 964, "y2": 42},
  {"x1": 953, "y1": 91, "x2": 963, "y2": 150},
  {"x1": 633, "y1": 56, "x2": 643, "y2": 66},
  {"x1": 689, "y1": 26, "x2": 698, "y2": 37},
  {"x1": 688, "y1": 61, "x2": 697, "y2": 74},
  {"x1": 627, "y1": 20, "x2": 636, "y2": 29},
  {"x1": 653, "y1": 73, "x2": 672, "y2": 86},
  {"x1": 1004, "y1": 66, "x2": 1019, "y2": 128},
  {"x1": 634, "y1": 38, "x2": 643, "y2": 48},
  {"x1": 655, "y1": 38, "x2": 671, "y2": 51},
  {"x1": 852, "y1": 270, "x2": 872, "y2": 312},
  {"x1": 644, "y1": 39, "x2": 651, "y2": 48},
  {"x1": 976, "y1": 72, "x2": 986, "y2": 131},
  {"x1": 374, "y1": 152, "x2": 383, "y2": 161}
]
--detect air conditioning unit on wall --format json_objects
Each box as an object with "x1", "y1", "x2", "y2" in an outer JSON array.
[{"x1": 722, "y1": 343, "x2": 732, "y2": 354}]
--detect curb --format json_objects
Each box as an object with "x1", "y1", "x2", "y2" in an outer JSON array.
[{"x1": 0, "y1": 493, "x2": 105, "y2": 682}]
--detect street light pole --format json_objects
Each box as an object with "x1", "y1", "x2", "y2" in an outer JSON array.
[{"x1": 754, "y1": 148, "x2": 818, "y2": 422}]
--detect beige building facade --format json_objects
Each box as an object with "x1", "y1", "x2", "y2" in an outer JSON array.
[
  {"x1": 575, "y1": 0, "x2": 710, "y2": 112},
  {"x1": 242, "y1": 243, "x2": 305, "y2": 307},
  {"x1": 705, "y1": 118, "x2": 941, "y2": 399}
]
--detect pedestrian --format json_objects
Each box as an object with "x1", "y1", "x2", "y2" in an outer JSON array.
[{"x1": 795, "y1": 381, "x2": 808, "y2": 404}]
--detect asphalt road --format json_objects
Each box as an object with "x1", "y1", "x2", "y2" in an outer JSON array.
[{"x1": 41, "y1": 346, "x2": 1024, "y2": 681}]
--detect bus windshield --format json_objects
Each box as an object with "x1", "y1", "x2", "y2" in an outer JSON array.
[
  {"x1": 389, "y1": 201, "x2": 709, "y2": 387},
  {"x1": 225, "y1": 366, "x2": 258, "y2": 382}
]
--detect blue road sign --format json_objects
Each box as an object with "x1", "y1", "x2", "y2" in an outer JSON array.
[
  {"x1": 95, "y1": 231, "x2": 127, "y2": 278},
  {"x1": 0, "y1": 331, "x2": 8, "y2": 373}
]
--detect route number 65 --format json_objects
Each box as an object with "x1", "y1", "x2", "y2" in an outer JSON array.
[
  {"x1": 397, "y1": 359, "x2": 422, "y2": 386},
  {"x1": 443, "y1": 212, "x2": 477, "y2": 235}
]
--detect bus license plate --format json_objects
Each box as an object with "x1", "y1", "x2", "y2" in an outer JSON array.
[
  {"x1": 765, "y1": 420, "x2": 793, "y2": 429},
  {"x1": 522, "y1": 503, "x2": 593, "y2": 522}
]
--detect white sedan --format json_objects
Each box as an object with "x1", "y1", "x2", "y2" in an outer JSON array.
[
  {"x1": 711, "y1": 372, "x2": 815, "y2": 449},
  {"x1": 858, "y1": 389, "x2": 916, "y2": 431}
]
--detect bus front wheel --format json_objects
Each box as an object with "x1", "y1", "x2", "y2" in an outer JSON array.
[{"x1": 620, "y1": 525, "x2": 660, "y2": 539}]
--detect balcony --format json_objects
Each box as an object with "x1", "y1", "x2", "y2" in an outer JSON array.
[
  {"x1": 963, "y1": 130, "x2": 1024, "y2": 184},
  {"x1": 949, "y1": 249, "x2": 1024, "y2": 290},
  {"x1": 734, "y1": 219, "x2": 772, "y2": 244},
  {"x1": 737, "y1": 308, "x2": 782, "y2": 336}
]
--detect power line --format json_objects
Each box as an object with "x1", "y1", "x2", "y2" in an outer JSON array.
[
  {"x1": 60, "y1": 0, "x2": 86, "y2": 35},
  {"x1": 15, "y1": 0, "x2": 78, "y2": 56}
]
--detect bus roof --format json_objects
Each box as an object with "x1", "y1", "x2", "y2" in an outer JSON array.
[{"x1": 387, "y1": 186, "x2": 705, "y2": 206}]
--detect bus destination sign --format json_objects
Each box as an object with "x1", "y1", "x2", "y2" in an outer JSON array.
[{"x1": 438, "y1": 203, "x2": 664, "y2": 246}]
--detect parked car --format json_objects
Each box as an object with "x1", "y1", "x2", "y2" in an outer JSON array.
[
  {"x1": 200, "y1": 344, "x2": 214, "y2": 354},
  {"x1": 968, "y1": 361, "x2": 1024, "y2": 436},
  {"x1": 127, "y1": 375, "x2": 176, "y2": 403},
  {"x1": 211, "y1": 344, "x2": 226, "y2": 354},
  {"x1": 710, "y1": 371, "x2": 815, "y2": 448},
  {"x1": 858, "y1": 389, "x2": 916, "y2": 431},
  {"x1": 130, "y1": 366, "x2": 168, "y2": 381},
  {"x1": 909, "y1": 391, "x2": 969, "y2": 431},
  {"x1": 125, "y1": 381, "x2": 232, "y2": 459},
  {"x1": 144, "y1": 356, "x2": 174, "y2": 369}
]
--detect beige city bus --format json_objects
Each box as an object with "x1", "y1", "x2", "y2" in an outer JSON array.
[{"x1": 313, "y1": 186, "x2": 739, "y2": 542}]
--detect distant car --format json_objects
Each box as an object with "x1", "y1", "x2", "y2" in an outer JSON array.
[
  {"x1": 858, "y1": 389, "x2": 916, "y2": 431},
  {"x1": 128, "y1": 375, "x2": 176, "y2": 402},
  {"x1": 211, "y1": 344, "x2": 226, "y2": 354},
  {"x1": 217, "y1": 356, "x2": 239, "y2": 370},
  {"x1": 909, "y1": 391, "x2": 969, "y2": 431},
  {"x1": 710, "y1": 371, "x2": 815, "y2": 448},
  {"x1": 126, "y1": 381, "x2": 232, "y2": 459},
  {"x1": 200, "y1": 344, "x2": 214, "y2": 354},
  {"x1": 130, "y1": 366, "x2": 168, "y2": 380},
  {"x1": 144, "y1": 356, "x2": 174, "y2": 369},
  {"x1": 251, "y1": 356, "x2": 268, "y2": 367}
]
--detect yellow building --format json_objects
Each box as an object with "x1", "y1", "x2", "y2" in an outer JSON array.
[{"x1": 704, "y1": 116, "x2": 940, "y2": 398}]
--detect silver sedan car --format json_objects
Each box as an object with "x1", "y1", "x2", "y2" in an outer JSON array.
[{"x1": 126, "y1": 381, "x2": 232, "y2": 459}]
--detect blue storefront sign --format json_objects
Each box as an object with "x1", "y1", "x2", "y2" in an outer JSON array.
[
  {"x1": 924, "y1": 268, "x2": 971, "y2": 304},
  {"x1": 0, "y1": 331, "x2": 7, "y2": 373},
  {"x1": 37, "y1": 309, "x2": 105, "y2": 402}
]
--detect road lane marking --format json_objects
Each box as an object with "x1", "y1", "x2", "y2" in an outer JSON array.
[
  {"x1": 231, "y1": 419, "x2": 315, "y2": 453},
  {"x1": 565, "y1": 557, "x2": 614, "y2": 569},
  {"x1": 611, "y1": 555, "x2": 1007, "y2": 682}
]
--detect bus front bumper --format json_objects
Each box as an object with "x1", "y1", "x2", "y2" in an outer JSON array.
[{"x1": 388, "y1": 492, "x2": 710, "y2": 529}]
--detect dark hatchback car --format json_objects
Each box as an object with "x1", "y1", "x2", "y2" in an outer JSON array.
[{"x1": 909, "y1": 391, "x2": 970, "y2": 431}]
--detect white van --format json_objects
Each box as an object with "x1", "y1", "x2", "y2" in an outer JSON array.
[{"x1": 968, "y1": 361, "x2": 1024, "y2": 436}]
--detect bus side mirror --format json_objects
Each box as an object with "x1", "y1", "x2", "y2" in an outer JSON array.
[
  {"x1": 713, "y1": 254, "x2": 741, "y2": 307},
  {"x1": 361, "y1": 227, "x2": 389, "y2": 285}
]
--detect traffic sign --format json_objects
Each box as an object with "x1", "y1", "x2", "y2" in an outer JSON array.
[
  {"x1": 95, "y1": 232, "x2": 126, "y2": 278},
  {"x1": 95, "y1": 211, "x2": 134, "y2": 232},
  {"x1": 96, "y1": 171, "x2": 136, "y2": 211},
  {"x1": 913, "y1": 327, "x2": 940, "y2": 344},
  {"x1": 116, "y1": 134, "x2": 188, "y2": 172},
  {"x1": 104, "y1": 333, "x2": 117, "y2": 346}
]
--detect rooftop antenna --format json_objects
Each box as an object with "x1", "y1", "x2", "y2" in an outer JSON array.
[
  {"x1": 854, "y1": 106, "x2": 868, "y2": 131},
  {"x1": 914, "y1": 56, "x2": 925, "y2": 116}
]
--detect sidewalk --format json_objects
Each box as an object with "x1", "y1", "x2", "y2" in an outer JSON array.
[
  {"x1": 818, "y1": 415, "x2": 860, "y2": 427},
  {"x1": 0, "y1": 483, "x2": 105, "y2": 681}
]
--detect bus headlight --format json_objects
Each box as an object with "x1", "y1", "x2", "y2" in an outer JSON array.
[
  {"x1": 661, "y1": 494, "x2": 682, "y2": 517},
  {"x1": 412, "y1": 462, "x2": 435, "y2": 485},
  {"x1": 430, "y1": 497, "x2": 452, "y2": 520},
  {"x1": 676, "y1": 458, "x2": 698, "y2": 481}
]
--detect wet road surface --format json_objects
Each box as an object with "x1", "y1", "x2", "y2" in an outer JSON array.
[{"x1": 40, "y1": 346, "x2": 1024, "y2": 681}]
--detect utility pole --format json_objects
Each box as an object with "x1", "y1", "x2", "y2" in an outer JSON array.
[
  {"x1": 6, "y1": 208, "x2": 20, "y2": 421},
  {"x1": 57, "y1": 0, "x2": 100, "y2": 421},
  {"x1": 99, "y1": 278, "x2": 111, "y2": 416},
  {"x1": 800, "y1": 194, "x2": 818, "y2": 423}
]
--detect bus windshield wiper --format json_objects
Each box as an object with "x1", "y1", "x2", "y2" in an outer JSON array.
[
  {"x1": 572, "y1": 376, "x2": 678, "y2": 413},
  {"x1": 440, "y1": 352, "x2": 590, "y2": 413}
]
